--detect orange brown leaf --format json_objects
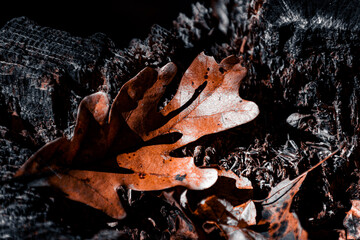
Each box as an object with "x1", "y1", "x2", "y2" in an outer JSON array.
[
  {"x1": 257, "y1": 175, "x2": 308, "y2": 239},
  {"x1": 15, "y1": 52, "x2": 259, "y2": 219}
]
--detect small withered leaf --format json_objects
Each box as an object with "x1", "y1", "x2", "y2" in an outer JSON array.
[
  {"x1": 254, "y1": 149, "x2": 339, "y2": 239},
  {"x1": 257, "y1": 174, "x2": 308, "y2": 240}
]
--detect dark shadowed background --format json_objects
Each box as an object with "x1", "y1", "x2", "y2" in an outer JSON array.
[{"x1": 0, "y1": 0, "x2": 201, "y2": 48}]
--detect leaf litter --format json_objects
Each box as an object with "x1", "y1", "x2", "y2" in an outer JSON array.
[{"x1": 13, "y1": 52, "x2": 345, "y2": 239}]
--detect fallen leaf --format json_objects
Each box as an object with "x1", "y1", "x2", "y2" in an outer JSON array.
[
  {"x1": 257, "y1": 174, "x2": 308, "y2": 239},
  {"x1": 194, "y1": 197, "x2": 256, "y2": 228},
  {"x1": 179, "y1": 168, "x2": 255, "y2": 239},
  {"x1": 161, "y1": 191, "x2": 199, "y2": 240},
  {"x1": 193, "y1": 196, "x2": 264, "y2": 240},
  {"x1": 15, "y1": 52, "x2": 259, "y2": 219},
  {"x1": 186, "y1": 173, "x2": 306, "y2": 240},
  {"x1": 255, "y1": 149, "x2": 339, "y2": 239},
  {"x1": 183, "y1": 149, "x2": 339, "y2": 239},
  {"x1": 344, "y1": 200, "x2": 360, "y2": 239}
]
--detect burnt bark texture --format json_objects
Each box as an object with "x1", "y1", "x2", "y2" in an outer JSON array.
[{"x1": 0, "y1": 0, "x2": 359, "y2": 239}]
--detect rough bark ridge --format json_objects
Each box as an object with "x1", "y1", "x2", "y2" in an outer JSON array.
[{"x1": 0, "y1": 0, "x2": 359, "y2": 239}]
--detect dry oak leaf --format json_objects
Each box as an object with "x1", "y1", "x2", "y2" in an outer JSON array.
[{"x1": 15, "y1": 52, "x2": 259, "y2": 219}]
